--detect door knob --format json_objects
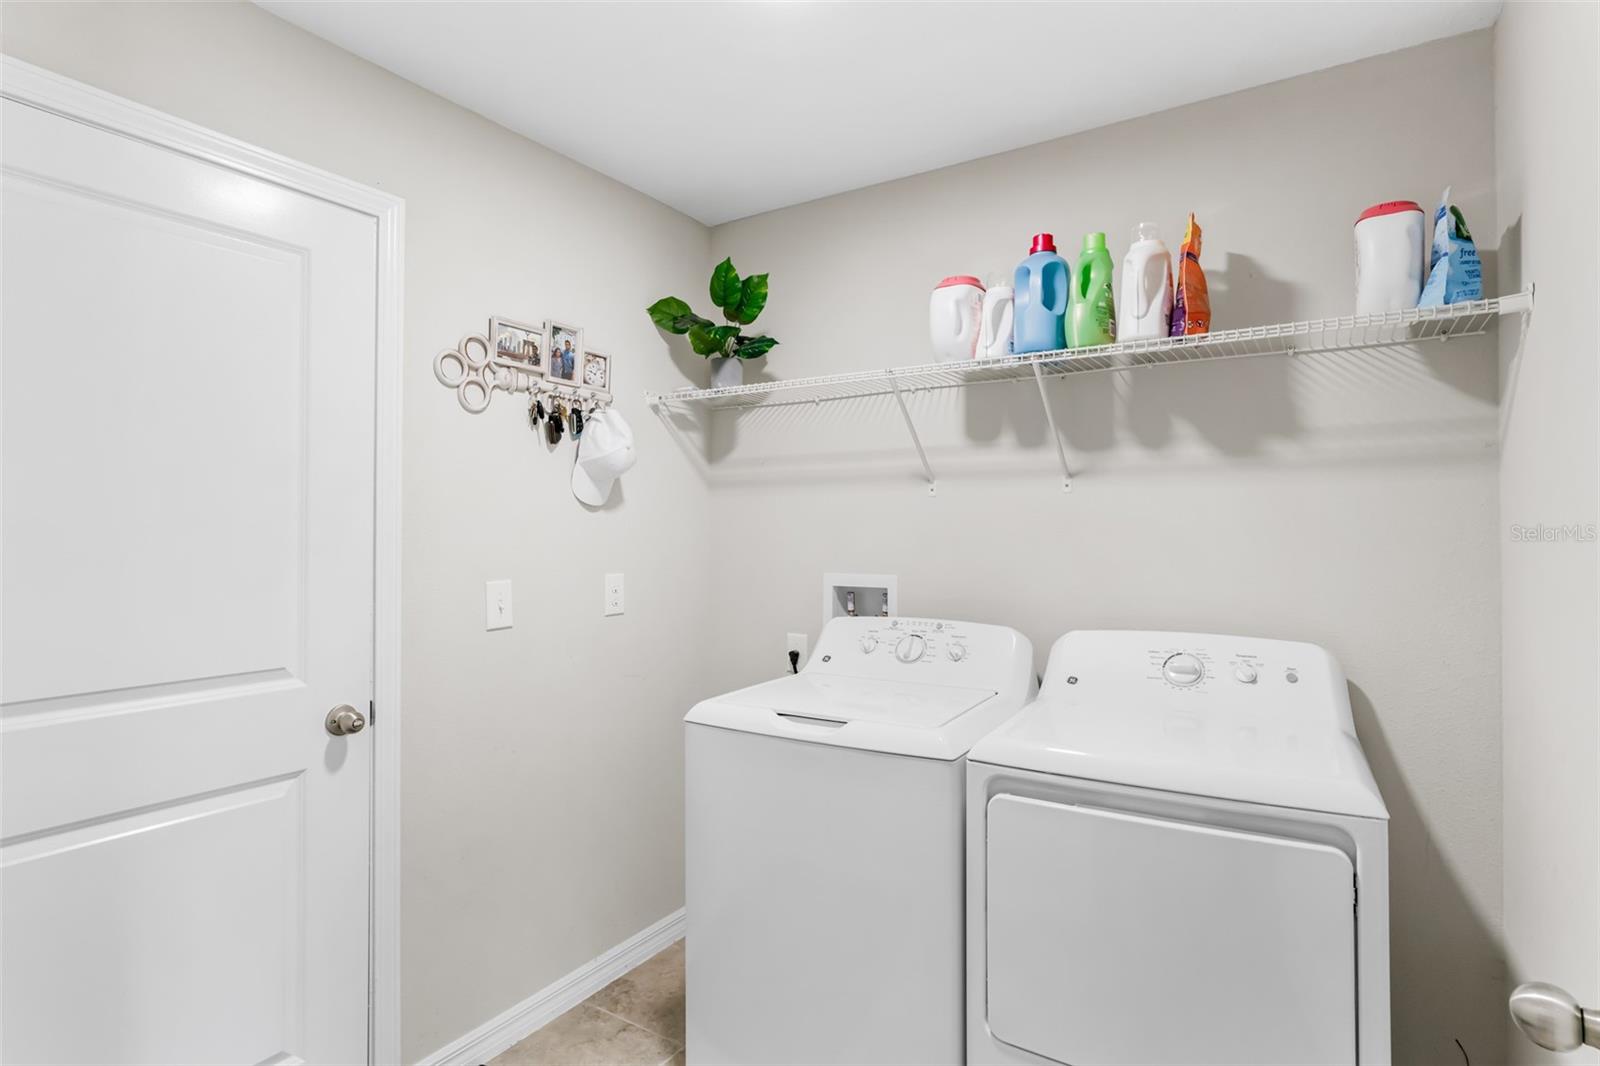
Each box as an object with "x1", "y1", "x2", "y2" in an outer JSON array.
[
  {"x1": 325, "y1": 704, "x2": 367, "y2": 736},
  {"x1": 1509, "y1": 982, "x2": 1600, "y2": 1051}
]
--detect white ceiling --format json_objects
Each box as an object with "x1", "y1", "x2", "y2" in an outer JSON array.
[{"x1": 259, "y1": 1, "x2": 1501, "y2": 225}]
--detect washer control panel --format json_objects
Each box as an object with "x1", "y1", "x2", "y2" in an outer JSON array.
[
  {"x1": 856, "y1": 617, "x2": 970, "y2": 665},
  {"x1": 812, "y1": 616, "x2": 1010, "y2": 684}
]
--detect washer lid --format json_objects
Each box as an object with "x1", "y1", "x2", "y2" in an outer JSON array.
[
  {"x1": 686, "y1": 673, "x2": 1001, "y2": 760},
  {"x1": 687, "y1": 616, "x2": 1036, "y2": 760},
  {"x1": 751, "y1": 674, "x2": 995, "y2": 727}
]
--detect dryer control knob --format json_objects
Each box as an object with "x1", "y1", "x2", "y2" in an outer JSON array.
[
  {"x1": 1162, "y1": 653, "x2": 1205, "y2": 687},
  {"x1": 946, "y1": 643, "x2": 968, "y2": 662},
  {"x1": 860, "y1": 635, "x2": 878, "y2": 654},
  {"x1": 1234, "y1": 664, "x2": 1258, "y2": 684},
  {"x1": 895, "y1": 634, "x2": 926, "y2": 663}
]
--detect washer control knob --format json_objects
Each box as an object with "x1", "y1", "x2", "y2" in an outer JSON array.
[
  {"x1": 947, "y1": 643, "x2": 968, "y2": 662},
  {"x1": 1234, "y1": 664, "x2": 1258, "y2": 684},
  {"x1": 895, "y1": 634, "x2": 926, "y2": 663},
  {"x1": 860, "y1": 635, "x2": 878, "y2": 654},
  {"x1": 1162, "y1": 653, "x2": 1205, "y2": 687}
]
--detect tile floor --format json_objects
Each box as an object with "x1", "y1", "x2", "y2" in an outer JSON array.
[{"x1": 490, "y1": 939, "x2": 685, "y2": 1066}]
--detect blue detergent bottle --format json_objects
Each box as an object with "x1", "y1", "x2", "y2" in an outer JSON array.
[{"x1": 1013, "y1": 233, "x2": 1069, "y2": 353}]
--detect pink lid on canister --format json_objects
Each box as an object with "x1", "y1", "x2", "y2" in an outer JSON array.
[
  {"x1": 1355, "y1": 200, "x2": 1423, "y2": 225},
  {"x1": 936, "y1": 275, "x2": 985, "y2": 290}
]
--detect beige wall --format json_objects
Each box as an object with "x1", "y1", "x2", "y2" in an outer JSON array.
[
  {"x1": 0, "y1": 3, "x2": 711, "y2": 1060},
  {"x1": 707, "y1": 31, "x2": 1507, "y2": 1065},
  {"x1": 1494, "y1": 3, "x2": 1600, "y2": 1061}
]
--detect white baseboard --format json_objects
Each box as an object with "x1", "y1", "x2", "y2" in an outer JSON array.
[{"x1": 417, "y1": 908, "x2": 686, "y2": 1066}]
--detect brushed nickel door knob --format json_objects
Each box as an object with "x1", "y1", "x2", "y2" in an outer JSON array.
[
  {"x1": 1510, "y1": 982, "x2": 1599, "y2": 1051},
  {"x1": 325, "y1": 704, "x2": 366, "y2": 736}
]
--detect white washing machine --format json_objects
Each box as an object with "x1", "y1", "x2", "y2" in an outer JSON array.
[
  {"x1": 686, "y1": 616, "x2": 1035, "y2": 1065},
  {"x1": 966, "y1": 631, "x2": 1390, "y2": 1066}
]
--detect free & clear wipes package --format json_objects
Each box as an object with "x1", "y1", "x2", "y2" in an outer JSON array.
[{"x1": 1417, "y1": 186, "x2": 1482, "y2": 307}]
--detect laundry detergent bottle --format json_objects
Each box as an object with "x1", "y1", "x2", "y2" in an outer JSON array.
[
  {"x1": 1013, "y1": 233, "x2": 1069, "y2": 353},
  {"x1": 1118, "y1": 222, "x2": 1173, "y2": 340},
  {"x1": 1067, "y1": 231, "x2": 1116, "y2": 348}
]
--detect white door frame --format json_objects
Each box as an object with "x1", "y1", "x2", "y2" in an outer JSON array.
[{"x1": 0, "y1": 56, "x2": 405, "y2": 1065}]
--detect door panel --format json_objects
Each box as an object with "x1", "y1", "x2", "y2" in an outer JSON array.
[
  {"x1": 985, "y1": 795, "x2": 1356, "y2": 1066},
  {"x1": 3, "y1": 776, "x2": 305, "y2": 1064},
  {"x1": 2, "y1": 95, "x2": 376, "y2": 1064},
  {"x1": 3, "y1": 175, "x2": 307, "y2": 702}
]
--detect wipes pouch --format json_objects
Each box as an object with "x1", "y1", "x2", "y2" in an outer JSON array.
[{"x1": 1418, "y1": 187, "x2": 1482, "y2": 307}]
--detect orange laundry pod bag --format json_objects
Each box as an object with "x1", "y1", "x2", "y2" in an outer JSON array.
[{"x1": 1170, "y1": 213, "x2": 1211, "y2": 336}]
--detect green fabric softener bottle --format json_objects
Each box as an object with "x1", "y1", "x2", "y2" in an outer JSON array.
[{"x1": 1067, "y1": 232, "x2": 1117, "y2": 348}]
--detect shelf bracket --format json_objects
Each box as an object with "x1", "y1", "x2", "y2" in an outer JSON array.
[
  {"x1": 887, "y1": 372, "x2": 937, "y2": 496},
  {"x1": 1031, "y1": 363, "x2": 1073, "y2": 491},
  {"x1": 650, "y1": 397, "x2": 711, "y2": 479}
]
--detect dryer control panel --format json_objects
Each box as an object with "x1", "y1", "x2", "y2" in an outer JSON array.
[{"x1": 1038, "y1": 630, "x2": 1354, "y2": 735}]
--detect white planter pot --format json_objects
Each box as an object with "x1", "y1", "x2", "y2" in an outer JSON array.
[{"x1": 710, "y1": 356, "x2": 743, "y2": 389}]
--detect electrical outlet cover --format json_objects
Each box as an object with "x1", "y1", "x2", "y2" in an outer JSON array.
[{"x1": 604, "y1": 572, "x2": 624, "y2": 616}]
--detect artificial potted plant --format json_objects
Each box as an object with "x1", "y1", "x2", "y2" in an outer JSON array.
[{"x1": 648, "y1": 258, "x2": 777, "y2": 388}]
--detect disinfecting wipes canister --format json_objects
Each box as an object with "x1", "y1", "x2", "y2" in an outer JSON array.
[{"x1": 1354, "y1": 200, "x2": 1426, "y2": 314}]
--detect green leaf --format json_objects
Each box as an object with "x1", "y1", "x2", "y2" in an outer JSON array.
[
  {"x1": 687, "y1": 322, "x2": 722, "y2": 356},
  {"x1": 735, "y1": 273, "x2": 768, "y2": 324},
  {"x1": 733, "y1": 334, "x2": 777, "y2": 360},
  {"x1": 709, "y1": 257, "x2": 743, "y2": 315},
  {"x1": 671, "y1": 312, "x2": 713, "y2": 333},
  {"x1": 647, "y1": 297, "x2": 694, "y2": 334},
  {"x1": 690, "y1": 323, "x2": 742, "y2": 357}
]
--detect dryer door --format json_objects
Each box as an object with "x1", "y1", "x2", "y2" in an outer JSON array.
[{"x1": 985, "y1": 795, "x2": 1357, "y2": 1066}]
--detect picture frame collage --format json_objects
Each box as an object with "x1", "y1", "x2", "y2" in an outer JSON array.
[{"x1": 489, "y1": 315, "x2": 612, "y2": 403}]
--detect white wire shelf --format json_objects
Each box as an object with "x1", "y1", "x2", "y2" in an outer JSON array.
[
  {"x1": 648, "y1": 289, "x2": 1531, "y2": 412},
  {"x1": 647, "y1": 288, "x2": 1533, "y2": 494}
]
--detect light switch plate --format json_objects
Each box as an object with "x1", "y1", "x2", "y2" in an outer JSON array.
[
  {"x1": 486, "y1": 579, "x2": 513, "y2": 630},
  {"x1": 604, "y1": 573, "x2": 624, "y2": 616}
]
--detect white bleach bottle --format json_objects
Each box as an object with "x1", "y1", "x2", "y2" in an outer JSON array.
[
  {"x1": 1118, "y1": 222, "x2": 1173, "y2": 341},
  {"x1": 929, "y1": 275, "x2": 985, "y2": 361},
  {"x1": 978, "y1": 276, "x2": 1015, "y2": 358}
]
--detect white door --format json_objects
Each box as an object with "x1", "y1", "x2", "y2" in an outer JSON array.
[{"x1": 2, "y1": 92, "x2": 377, "y2": 1065}]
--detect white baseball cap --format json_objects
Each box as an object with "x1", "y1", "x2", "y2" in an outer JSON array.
[{"x1": 572, "y1": 408, "x2": 637, "y2": 506}]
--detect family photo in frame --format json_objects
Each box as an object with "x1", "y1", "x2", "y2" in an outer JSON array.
[
  {"x1": 546, "y1": 321, "x2": 583, "y2": 384},
  {"x1": 490, "y1": 316, "x2": 546, "y2": 375}
]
